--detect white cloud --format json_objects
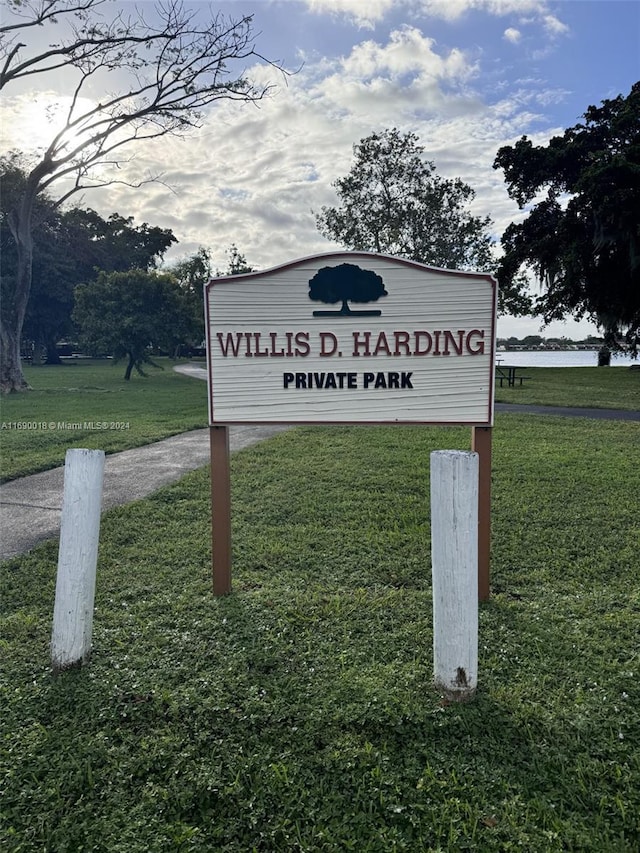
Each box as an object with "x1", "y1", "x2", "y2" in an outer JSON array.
[
  {"x1": 474, "y1": 0, "x2": 547, "y2": 14},
  {"x1": 308, "y1": 26, "x2": 480, "y2": 125},
  {"x1": 416, "y1": 0, "x2": 549, "y2": 21},
  {"x1": 307, "y1": 0, "x2": 543, "y2": 24},
  {"x1": 65, "y1": 32, "x2": 551, "y2": 275},
  {"x1": 503, "y1": 27, "x2": 521, "y2": 44},
  {"x1": 109, "y1": 32, "x2": 545, "y2": 271},
  {"x1": 542, "y1": 14, "x2": 570, "y2": 36},
  {"x1": 340, "y1": 26, "x2": 474, "y2": 82},
  {"x1": 304, "y1": 0, "x2": 570, "y2": 38},
  {"x1": 304, "y1": 0, "x2": 396, "y2": 28}
]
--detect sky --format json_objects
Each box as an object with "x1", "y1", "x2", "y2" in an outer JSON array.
[{"x1": 1, "y1": 0, "x2": 639, "y2": 339}]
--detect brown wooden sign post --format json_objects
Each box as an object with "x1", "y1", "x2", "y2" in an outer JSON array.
[
  {"x1": 472, "y1": 426, "x2": 492, "y2": 601},
  {"x1": 205, "y1": 252, "x2": 496, "y2": 600},
  {"x1": 209, "y1": 425, "x2": 232, "y2": 596}
]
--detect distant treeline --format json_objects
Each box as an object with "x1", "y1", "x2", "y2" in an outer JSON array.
[{"x1": 497, "y1": 335, "x2": 604, "y2": 351}]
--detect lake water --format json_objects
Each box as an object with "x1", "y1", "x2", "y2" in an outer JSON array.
[{"x1": 496, "y1": 350, "x2": 639, "y2": 368}]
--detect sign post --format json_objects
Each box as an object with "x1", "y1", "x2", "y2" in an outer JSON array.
[
  {"x1": 51, "y1": 448, "x2": 105, "y2": 671},
  {"x1": 472, "y1": 426, "x2": 492, "y2": 602},
  {"x1": 431, "y1": 450, "x2": 479, "y2": 700},
  {"x1": 204, "y1": 251, "x2": 496, "y2": 597},
  {"x1": 210, "y1": 425, "x2": 231, "y2": 596}
]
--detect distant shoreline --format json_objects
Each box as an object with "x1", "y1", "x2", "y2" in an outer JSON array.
[{"x1": 496, "y1": 350, "x2": 638, "y2": 368}]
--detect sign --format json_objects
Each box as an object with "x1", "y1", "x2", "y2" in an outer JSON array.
[
  {"x1": 205, "y1": 252, "x2": 496, "y2": 601},
  {"x1": 205, "y1": 252, "x2": 497, "y2": 426}
]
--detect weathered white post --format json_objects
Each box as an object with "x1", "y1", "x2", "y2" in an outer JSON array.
[
  {"x1": 430, "y1": 450, "x2": 478, "y2": 701},
  {"x1": 51, "y1": 449, "x2": 105, "y2": 672}
]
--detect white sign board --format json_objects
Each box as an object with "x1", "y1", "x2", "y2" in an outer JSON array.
[{"x1": 205, "y1": 252, "x2": 497, "y2": 425}]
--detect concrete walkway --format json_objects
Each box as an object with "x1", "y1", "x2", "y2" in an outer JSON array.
[
  {"x1": 495, "y1": 402, "x2": 640, "y2": 421},
  {"x1": 0, "y1": 424, "x2": 288, "y2": 561},
  {"x1": 1, "y1": 363, "x2": 637, "y2": 561}
]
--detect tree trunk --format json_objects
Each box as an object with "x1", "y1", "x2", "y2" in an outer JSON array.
[
  {"x1": 1, "y1": 173, "x2": 38, "y2": 393},
  {"x1": 124, "y1": 353, "x2": 135, "y2": 380},
  {"x1": 0, "y1": 315, "x2": 30, "y2": 392},
  {"x1": 45, "y1": 338, "x2": 63, "y2": 365},
  {"x1": 0, "y1": 252, "x2": 32, "y2": 388},
  {"x1": 0, "y1": 239, "x2": 32, "y2": 391}
]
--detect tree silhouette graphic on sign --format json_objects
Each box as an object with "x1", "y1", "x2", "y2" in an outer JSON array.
[{"x1": 309, "y1": 263, "x2": 388, "y2": 316}]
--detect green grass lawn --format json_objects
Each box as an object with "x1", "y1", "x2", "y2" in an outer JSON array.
[
  {"x1": 0, "y1": 359, "x2": 208, "y2": 482},
  {"x1": 494, "y1": 366, "x2": 640, "y2": 409},
  {"x1": 1, "y1": 416, "x2": 639, "y2": 851}
]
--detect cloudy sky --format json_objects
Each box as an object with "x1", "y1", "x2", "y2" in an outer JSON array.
[{"x1": 2, "y1": 0, "x2": 638, "y2": 339}]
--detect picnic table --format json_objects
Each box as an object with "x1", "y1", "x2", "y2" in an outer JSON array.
[{"x1": 495, "y1": 364, "x2": 530, "y2": 387}]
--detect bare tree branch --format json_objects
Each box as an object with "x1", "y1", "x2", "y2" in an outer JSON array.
[{"x1": 0, "y1": 0, "x2": 287, "y2": 392}]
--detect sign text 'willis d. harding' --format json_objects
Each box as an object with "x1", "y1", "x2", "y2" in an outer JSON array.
[
  {"x1": 213, "y1": 326, "x2": 487, "y2": 390},
  {"x1": 205, "y1": 254, "x2": 496, "y2": 425}
]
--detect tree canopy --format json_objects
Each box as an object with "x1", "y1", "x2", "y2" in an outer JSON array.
[
  {"x1": 315, "y1": 128, "x2": 515, "y2": 304},
  {"x1": 167, "y1": 243, "x2": 254, "y2": 348},
  {"x1": 0, "y1": 0, "x2": 280, "y2": 392},
  {"x1": 494, "y1": 81, "x2": 640, "y2": 353},
  {"x1": 1, "y1": 155, "x2": 177, "y2": 363},
  {"x1": 73, "y1": 270, "x2": 193, "y2": 380}
]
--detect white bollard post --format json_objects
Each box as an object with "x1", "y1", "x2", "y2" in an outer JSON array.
[
  {"x1": 430, "y1": 450, "x2": 479, "y2": 701},
  {"x1": 51, "y1": 449, "x2": 105, "y2": 672}
]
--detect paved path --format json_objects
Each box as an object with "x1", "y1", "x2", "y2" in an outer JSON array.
[
  {"x1": 1, "y1": 363, "x2": 637, "y2": 560},
  {"x1": 495, "y1": 402, "x2": 640, "y2": 421},
  {"x1": 0, "y1": 424, "x2": 288, "y2": 561}
]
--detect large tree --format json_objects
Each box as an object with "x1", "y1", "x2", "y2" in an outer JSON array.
[
  {"x1": 73, "y1": 269, "x2": 193, "y2": 380},
  {"x1": 494, "y1": 82, "x2": 640, "y2": 355},
  {"x1": 315, "y1": 128, "x2": 523, "y2": 312},
  {"x1": 27, "y1": 208, "x2": 176, "y2": 364},
  {"x1": 1, "y1": 156, "x2": 177, "y2": 364},
  {"x1": 0, "y1": 0, "x2": 280, "y2": 392},
  {"x1": 63, "y1": 208, "x2": 177, "y2": 276}
]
